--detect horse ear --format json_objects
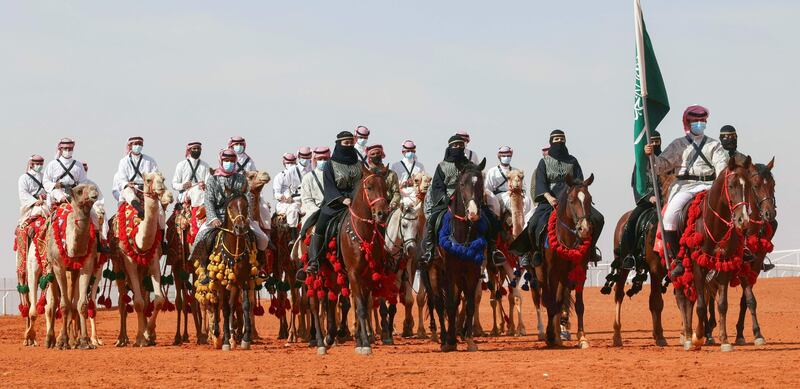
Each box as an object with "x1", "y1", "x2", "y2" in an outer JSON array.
[
  {"x1": 743, "y1": 155, "x2": 752, "y2": 169},
  {"x1": 584, "y1": 173, "x2": 594, "y2": 186},
  {"x1": 565, "y1": 173, "x2": 574, "y2": 186},
  {"x1": 727, "y1": 155, "x2": 738, "y2": 170},
  {"x1": 478, "y1": 158, "x2": 486, "y2": 171},
  {"x1": 766, "y1": 156, "x2": 775, "y2": 171}
]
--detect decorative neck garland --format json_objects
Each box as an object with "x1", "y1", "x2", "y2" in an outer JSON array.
[
  {"x1": 438, "y1": 211, "x2": 488, "y2": 264},
  {"x1": 117, "y1": 202, "x2": 162, "y2": 266},
  {"x1": 546, "y1": 208, "x2": 591, "y2": 292},
  {"x1": 52, "y1": 203, "x2": 96, "y2": 270}
]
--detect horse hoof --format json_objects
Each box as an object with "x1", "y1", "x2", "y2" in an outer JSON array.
[
  {"x1": 683, "y1": 341, "x2": 693, "y2": 351},
  {"x1": 222, "y1": 344, "x2": 231, "y2": 351},
  {"x1": 612, "y1": 336, "x2": 623, "y2": 347},
  {"x1": 317, "y1": 347, "x2": 327, "y2": 355},
  {"x1": 705, "y1": 337, "x2": 716, "y2": 346},
  {"x1": 679, "y1": 334, "x2": 686, "y2": 344},
  {"x1": 720, "y1": 343, "x2": 734, "y2": 352},
  {"x1": 735, "y1": 337, "x2": 746, "y2": 346},
  {"x1": 754, "y1": 338, "x2": 766, "y2": 346},
  {"x1": 655, "y1": 338, "x2": 668, "y2": 347},
  {"x1": 173, "y1": 336, "x2": 183, "y2": 346},
  {"x1": 579, "y1": 340, "x2": 590, "y2": 349},
  {"x1": 241, "y1": 341, "x2": 251, "y2": 350}
]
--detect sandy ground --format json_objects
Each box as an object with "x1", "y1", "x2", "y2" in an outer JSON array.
[{"x1": 1, "y1": 277, "x2": 799, "y2": 388}]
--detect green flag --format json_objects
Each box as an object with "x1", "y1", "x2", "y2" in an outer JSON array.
[{"x1": 633, "y1": 0, "x2": 670, "y2": 199}]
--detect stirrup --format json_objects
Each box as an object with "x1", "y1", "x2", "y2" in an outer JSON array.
[
  {"x1": 491, "y1": 249, "x2": 506, "y2": 265},
  {"x1": 621, "y1": 254, "x2": 636, "y2": 271}
]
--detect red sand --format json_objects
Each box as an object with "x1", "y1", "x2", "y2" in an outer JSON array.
[{"x1": 2, "y1": 277, "x2": 799, "y2": 388}]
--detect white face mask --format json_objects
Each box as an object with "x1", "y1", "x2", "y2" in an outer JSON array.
[
  {"x1": 298, "y1": 158, "x2": 310, "y2": 167},
  {"x1": 131, "y1": 144, "x2": 143, "y2": 154},
  {"x1": 500, "y1": 156, "x2": 512, "y2": 165},
  {"x1": 233, "y1": 145, "x2": 245, "y2": 154},
  {"x1": 357, "y1": 138, "x2": 368, "y2": 146},
  {"x1": 316, "y1": 160, "x2": 328, "y2": 170},
  {"x1": 61, "y1": 150, "x2": 73, "y2": 159}
]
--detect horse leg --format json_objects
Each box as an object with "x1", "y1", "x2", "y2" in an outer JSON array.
[
  {"x1": 354, "y1": 289, "x2": 372, "y2": 355},
  {"x1": 402, "y1": 270, "x2": 415, "y2": 338},
  {"x1": 416, "y1": 276, "x2": 428, "y2": 339},
  {"x1": 443, "y1": 281, "x2": 458, "y2": 352},
  {"x1": 612, "y1": 269, "x2": 630, "y2": 347},
  {"x1": 465, "y1": 273, "x2": 479, "y2": 351},
  {"x1": 532, "y1": 282, "x2": 545, "y2": 341},
  {"x1": 575, "y1": 288, "x2": 588, "y2": 349},
  {"x1": 241, "y1": 284, "x2": 252, "y2": 349},
  {"x1": 221, "y1": 291, "x2": 232, "y2": 351},
  {"x1": 336, "y1": 294, "x2": 352, "y2": 343},
  {"x1": 379, "y1": 300, "x2": 391, "y2": 345},
  {"x1": 716, "y1": 280, "x2": 733, "y2": 351},
  {"x1": 705, "y1": 293, "x2": 717, "y2": 345},
  {"x1": 745, "y1": 285, "x2": 766, "y2": 345},
  {"x1": 649, "y1": 271, "x2": 667, "y2": 346},
  {"x1": 173, "y1": 279, "x2": 184, "y2": 345},
  {"x1": 473, "y1": 274, "x2": 485, "y2": 337},
  {"x1": 735, "y1": 287, "x2": 747, "y2": 345},
  {"x1": 691, "y1": 265, "x2": 706, "y2": 350}
]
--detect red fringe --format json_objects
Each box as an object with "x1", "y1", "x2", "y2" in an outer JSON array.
[
  {"x1": 546, "y1": 210, "x2": 591, "y2": 292},
  {"x1": 117, "y1": 202, "x2": 163, "y2": 266},
  {"x1": 52, "y1": 204, "x2": 96, "y2": 270}
]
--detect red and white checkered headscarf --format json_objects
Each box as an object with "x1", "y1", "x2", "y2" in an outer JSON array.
[
  {"x1": 28, "y1": 154, "x2": 44, "y2": 171},
  {"x1": 282, "y1": 153, "x2": 297, "y2": 164},
  {"x1": 456, "y1": 130, "x2": 470, "y2": 143},
  {"x1": 401, "y1": 140, "x2": 416, "y2": 152},
  {"x1": 313, "y1": 146, "x2": 331, "y2": 160},
  {"x1": 56, "y1": 138, "x2": 74, "y2": 158},
  {"x1": 356, "y1": 126, "x2": 370, "y2": 137},
  {"x1": 214, "y1": 149, "x2": 238, "y2": 177},
  {"x1": 125, "y1": 136, "x2": 144, "y2": 154},
  {"x1": 366, "y1": 144, "x2": 385, "y2": 158},
  {"x1": 228, "y1": 136, "x2": 246, "y2": 149},
  {"x1": 297, "y1": 146, "x2": 312, "y2": 159},
  {"x1": 682, "y1": 105, "x2": 709, "y2": 134},
  {"x1": 497, "y1": 146, "x2": 513, "y2": 157}
]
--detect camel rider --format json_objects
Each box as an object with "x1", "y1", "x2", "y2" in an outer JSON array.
[
  {"x1": 297, "y1": 146, "x2": 313, "y2": 175},
  {"x1": 172, "y1": 141, "x2": 210, "y2": 207},
  {"x1": 297, "y1": 131, "x2": 361, "y2": 281},
  {"x1": 228, "y1": 136, "x2": 257, "y2": 173},
  {"x1": 513, "y1": 130, "x2": 604, "y2": 268},
  {"x1": 619, "y1": 131, "x2": 663, "y2": 270},
  {"x1": 354, "y1": 126, "x2": 370, "y2": 163},
  {"x1": 645, "y1": 105, "x2": 729, "y2": 278},
  {"x1": 273, "y1": 153, "x2": 305, "y2": 246},
  {"x1": 81, "y1": 162, "x2": 110, "y2": 252},
  {"x1": 299, "y1": 146, "x2": 330, "y2": 228},
  {"x1": 456, "y1": 130, "x2": 480, "y2": 165},
  {"x1": 419, "y1": 136, "x2": 504, "y2": 266},
  {"x1": 43, "y1": 138, "x2": 87, "y2": 207},
  {"x1": 112, "y1": 136, "x2": 166, "y2": 229},
  {"x1": 485, "y1": 146, "x2": 532, "y2": 219},
  {"x1": 365, "y1": 144, "x2": 401, "y2": 211},
  {"x1": 194, "y1": 150, "x2": 269, "y2": 284},
  {"x1": 18, "y1": 155, "x2": 49, "y2": 225},
  {"x1": 390, "y1": 140, "x2": 427, "y2": 208}
]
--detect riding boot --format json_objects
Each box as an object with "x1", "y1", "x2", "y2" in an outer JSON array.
[
  {"x1": 664, "y1": 230, "x2": 683, "y2": 279},
  {"x1": 288, "y1": 227, "x2": 298, "y2": 248},
  {"x1": 419, "y1": 216, "x2": 438, "y2": 267},
  {"x1": 296, "y1": 233, "x2": 323, "y2": 282},
  {"x1": 130, "y1": 199, "x2": 145, "y2": 218},
  {"x1": 519, "y1": 253, "x2": 531, "y2": 270}
]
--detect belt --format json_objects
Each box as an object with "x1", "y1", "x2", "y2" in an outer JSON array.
[{"x1": 676, "y1": 173, "x2": 715, "y2": 182}]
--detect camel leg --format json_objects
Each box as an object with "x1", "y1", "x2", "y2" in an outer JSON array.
[
  {"x1": 122, "y1": 259, "x2": 148, "y2": 347},
  {"x1": 612, "y1": 269, "x2": 630, "y2": 347},
  {"x1": 89, "y1": 266, "x2": 103, "y2": 346},
  {"x1": 44, "y1": 285, "x2": 57, "y2": 348},
  {"x1": 146, "y1": 259, "x2": 165, "y2": 346},
  {"x1": 52, "y1": 265, "x2": 71, "y2": 349},
  {"x1": 173, "y1": 278, "x2": 184, "y2": 345},
  {"x1": 716, "y1": 278, "x2": 733, "y2": 351},
  {"x1": 649, "y1": 271, "x2": 667, "y2": 346},
  {"x1": 576, "y1": 289, "x2": 589, "y2": 349},
  {"x1": 24, "y1": 249, "x2": 40, "y2": 346},
  {"x1": 76, "y1": 264, "x2": 96, "y2": 349}
]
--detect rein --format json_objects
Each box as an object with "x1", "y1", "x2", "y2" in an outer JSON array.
[{"x1": 702, "y1": 170, "x2": 750, "y2": 244}]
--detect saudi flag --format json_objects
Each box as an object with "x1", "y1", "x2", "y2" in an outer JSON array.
[{"x1": 633, "y1": 0, "x2": 670, "y2": 199}]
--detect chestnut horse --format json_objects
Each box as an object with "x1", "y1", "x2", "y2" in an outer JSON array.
[
  {"x1": 539, "y1": 173, "x2": 595, "y2": 348},
  {"x1": 674, "y1": 156, "x2": 753, "y2": 351},
  {"x1": 312, "y1": 165, "x2": 390, "y2": 355}
]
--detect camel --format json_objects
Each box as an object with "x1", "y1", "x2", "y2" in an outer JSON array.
[
  {"x1": 245, "y1": 170, "x2": 272, "y2": 341},
  {"x1": 88, "y1": 204, "x2": 107, "y2": 346},
  {"x1": 43, "y1": 183, "x2": 99, "y2": 349},
  {"x1": 109, "y1": 171, "x2": 172, "y2": 347},
  {"x1": 502, "y1": 169, "x2": 528, "y2": 337},
  {"x1": 17, "y1": 216, "x2": 47, "y2": 346}
]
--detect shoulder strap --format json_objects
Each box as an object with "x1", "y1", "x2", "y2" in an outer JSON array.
[
  {"x1": 26, "y1": 173, "x2": 44, "y2": 196},
  {"x1": 237, "y1": 157, "x2": 250, "y2": 173},
  {"x1": 128, "y1": 155, "x2": 143, "y2": 182},
  {"x1": 56, "y1": 160, "x2": 77, "y2": 182},
  {"x1": 682, "y1": 136, "x2": 713, "y2": 175},
  {"x1": 188, "y1": 159, "x2": 201, "y2": 183},
  {"x1": 311, "y1": 171, "x2": 324, "y2": 194},
  {"x1": 493, "y1": 167, "x2": 509, "y2": 194},
  {"x1": 402, "y1": 160, "x2": 415, "y2": 177}
]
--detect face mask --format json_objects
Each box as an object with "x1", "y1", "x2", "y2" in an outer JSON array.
[
  {"x1": 689, "y1": 121, "x2": 706, "y2": 135},
  {"x1": 369, "y1": 156, "x2": 382, "y2": 165},
  {"x1": 190, "y1": 150, "x2": 201, "y2": 159},
  {"x1": 721, "y1": 138, "x2": 737, "y2": 152},
  {"x1": 404, "y1": 152, "x2": 415, "y2": 160},
  {"x1": 653, "y1": 145, "x2": 662, "y2": 156},
  {"x1": 233, "y1": 145, "x2": 244, "y2": 154},
  {"x1": 32, "y1": 165, "x2": 43, "y2": 173},
  {"x1": 61, "y1": 150, "x2": 73, "y2": 159},
  {"x1": 316, "y1": 160, "x2": 328, "y2": 170},
  {"x1": 131, "y1": 145, "x2": 143, "y2": 154},
  {"x1": 357, "y1": 138, "x2": 368, "y2": 146},
  {"x1": 298, "y1": 158, "x2": 310, "y2": 167},
  {"x1": 499, "y1": 156, "x2": 512, "y2": 165},
  {"x1": 222, "y1": 161, "x2": 236, "y2": 172}
]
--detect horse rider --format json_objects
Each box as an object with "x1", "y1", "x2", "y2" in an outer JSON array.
[
  {"x1": 43, "y1": 138, "x2": 87, "y2": 208},
  {"x1": 644, "y1": 105, "x2": 729, "y2": 278},
  {"x1": 193, "y1": 149, "x2": 269, "y2": 285},
  {"x1": 297, "y1": 131, "x2": 362, "y2": 281},
  {"x1": 172, "y1": 141, "x2": 210, "y2": 208},
  {"x1": 354, "y1": 125, "x2": 370, "y2": 163},
  {"x1": 512, "y1": 129, "x2": 604, "y2": 268},
  {"x1": 112, "y1": 136, "x2": 166, "y2": 229},
  {"x1": 618, "y1": 130, "x2": 663, "y2": 270},
  {"x1": 365, "y1": 144, "x2": 401, "y2": 211},
  {"x1": 455, "y1": 130, "x2": 480, "y2": 165},
  {"x1": 485, "y1": 146, "x2": 533, "y2": 221},
  {"x1": 390, "y1": 140, "x2": 426, "y2": 208},
  {"x1": 297, "y1": 146, "x2": 313, "y2": 175},
  {"x1": 419, "y1": 135, "x2": 504, "y2": 266},
  {"x1": 18, "y1": 155, "x2": 49, "y2": 225},
  {"x1": 273, "y1": 152, "x2": 305, "y2": 246},
  {"x1": 228, "y1": 136, "x2": 257, "y2": 173},
  {"x1": 299, "y1": 146, "x2": 330, "y2": 228}
]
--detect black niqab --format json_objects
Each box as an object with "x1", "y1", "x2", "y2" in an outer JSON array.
[{"x1": 331, "y1": 143, "x2": 359, "y2": 164}]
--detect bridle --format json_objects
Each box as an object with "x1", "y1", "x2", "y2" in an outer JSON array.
[
  {"x1": 554, "y1": 186, "x2": 590, "y2": 249},
  {"x1": 215, "y1": 195, "x2": 252, "y2": 262},
  {"x1": 448, "y1": 172, "x2": 482, "y2": 243},
  {"x1": 702, "y1": 169, "x2": 750, "y2": 244},
  {"x1": 348, "y1": 173, "x2": 388, "y2": 227},
  {"x1": 385, "y1": 206, "x2": 419, "y2": 260}
]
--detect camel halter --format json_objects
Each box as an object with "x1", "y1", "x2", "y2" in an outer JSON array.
[{"x1": 702, "y1": 170, "x2": 750, "y2": 244}]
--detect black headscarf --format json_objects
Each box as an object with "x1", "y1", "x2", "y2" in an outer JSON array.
[
  {"x1": 548, "y1": 129, "x2": 571, "y2": 162},
  {"x1": 331, "y1": 131, "x2": 359, "y2": 164},
  {"x1": 444, "y1": 135, "x2": 468, "y2": 163},
  {"x1": 651, "y1": 130, "x2": 662, "y2": 156},
  {"x1": 720, "y1": 125, "x2": 737, "y2": 154}
]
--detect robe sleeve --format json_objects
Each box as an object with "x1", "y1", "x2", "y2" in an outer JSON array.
[
  {"x1": 19, "y1": 175, "x2": 36, "y2": 209},
  {"x1": 533, "y1": 159, "x2": 549, "y2": 203},
  {"x1": 322, "y1": 162, "x2": 345, "y2": 208},
  {"x1": 205, "y1": 176, "x2": 220, "y2": 223},
  {"x1": 428, "y1": 164, "x2": 447, "y2": 207}
]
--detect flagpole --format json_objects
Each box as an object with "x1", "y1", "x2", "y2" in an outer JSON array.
[{"x1": 635, "y1": 0, "x2": 672, "y2": 272}]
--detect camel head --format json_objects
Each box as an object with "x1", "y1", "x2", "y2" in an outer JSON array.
[
  {"x1": 246, "y1": 170, "x2": 271, "y2": 192},
  {"x1": 412, "y1": 172, "x2": 432, "y2": 194},
  {"x1": 160, "y1": 190, "x2": 174, "y2": 209},
  {"x1": 71, "y1": 183, "x2": 99, "y2": 212},
  {"x1": 508, "y1": 170, "x2": 525, "y2": 194},
  {"x1": 142, "y1": 171, "x2": 167, "y2": 198}
]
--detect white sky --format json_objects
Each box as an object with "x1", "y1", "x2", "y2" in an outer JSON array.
[{"x1": 3, "y1": 1, "x2": 799, "y2": 277}]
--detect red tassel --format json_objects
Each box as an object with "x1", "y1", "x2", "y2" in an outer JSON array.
[
  {"x1": 316, "y1": 290, "x2": 325, "y2": 299},
  {"x1": 19, "y1": 304, "x2": 29, "y2": 317},
  {"x1": 328, "y1": 291, "x2": 337, "y2": 301},
  {"x1": 341, "y1": 288, "x2": 350, "y2": 297}
]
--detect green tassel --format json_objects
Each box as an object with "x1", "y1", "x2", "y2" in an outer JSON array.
[
  {"x1": 166, "y1": 274, "x2": 174, "y2": 285},
  {"x1": 39, "y1": 273, "x2": 54, "y2": 290},
  {"x1": 254, "y1": 283, "x2": 263, "y2": 291},
  {"x1": 17, "y1": 284, "x2": 30, "y2": 294},
  {"x1": 294, "y1": 281, "x2": 303, "y2": 289},
  {"x1": 160, "y1": 275, "x2": 168, "y2": 284},
  {"x1": 108, "y1": 271, "x2": 117, "y2": 281},
  {"x1": 143, "y1": 276, "x2": 154, "y2": 292},
  {"x1": 102, "y1": 268, "x2": 112, "y2": 279}
]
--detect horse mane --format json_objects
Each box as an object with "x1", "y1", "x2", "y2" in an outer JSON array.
[{"x1": 755, "y1": 163, "x2": 774, "y2": 181}]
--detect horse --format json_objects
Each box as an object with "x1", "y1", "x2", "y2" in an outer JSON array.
[
  {"x1": 196, "y1": 194, "x2": 258, "y2": 351},
  {"x1": 608, "y1": 174, "x2": 673, "y2": 347},
  {"x1": 381, "y1": 200, "x2": 424, "y2": 342},
  {"x1": 269, "y1": 213, "x2": 302, "y2": 340},
  {"x1": 165, "y1": 201, "x2": 205, "y2": 345},
  {"x1": 539, "y1": 173, "x2": 595, "y2": 348},
  {"x1": 310, "y1": 165, "x2": 390, "y2": 355},
  {"x1": 672, "y1": 156, "x2": 754, "y2": 351}
]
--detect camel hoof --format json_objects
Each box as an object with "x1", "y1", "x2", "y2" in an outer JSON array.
[
  {"x1": 222, "y1": 344, "x2": 231, "y2": 351},
  {"x1": 683, "y1": 341, "x2": 693, "y2": 351},
  {"x1": 182, "y1": 334, "x2": 190, "y2": 342},
  {"x1": 441, "y1": 344, "x2": 457, "y2": 352},
  {"x1": 612, "y1": 336, "x2": 623, "y2": 347},
  {"x1": 91, "y1": 338, "x2": 103, "y2": 347},
  {"x1": 720, "y1": 343, "x2": 734, "y2": 352},
  {"x1": 579, "y1": 340, "x2": 590, "y2": 349},
  {"x1": 655, "y1": 338, "x2": 668, "y2": 347},
  {"x1": 467, "y1": 342, "x2": 478, "y2": 352},
  {"x1": 317, "y1": 347, "x2": 327, "y2": 355},
  {"x1": 518, "y1": 327, "x2": 527, "y2": 337},
  {"x1": 430, "y1": 333, "x2": 439, "y2": 343},
  {"x1": 356, "y1": 347, "x2": 372, "y2": 355},
  {"x1": 416, "y1": 332, "x2": 429, "y2": 340},
  {"x1": 173, "y1": 336, "x2": 183, "y2": 346},
  {"x1": 705, "y1": 337, "x2": 716, "y2": 346},
  {"x1": 240, "y1": 341, "x2": 251, "y2": 350},
  {"x1": 754, "y1": 337, "x2": 766, "y2": 346},
  {"x1": 679, "y1": 334, "x2": 686, "y2": 344}
]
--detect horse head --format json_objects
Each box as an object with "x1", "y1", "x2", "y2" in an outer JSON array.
[
  {"x1": 398, "y1": 202, "x2": 422, "y2": 258},
  {"x1": 750, "y1": 157, "x2": 776, "y2": 224},
  {"x1": 562, "y1": 173, "x2": 594, "y2": 241},
  {"x1": 360, "y1": 164, "x2": 390, "y2": 224},
  {"x1": 723, "y1": 155, "x2": 754, "y2": 231},
  {"x1": 457, "y1": 159, "x2": 486, "y2": 222},
  {"x1": 225, "y1": 194, "x2": 251, "y2": 236}
]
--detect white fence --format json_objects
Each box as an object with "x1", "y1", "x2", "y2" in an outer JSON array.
[{"x1": 4, "y1": 249, "x2": 800, "y2": 315}]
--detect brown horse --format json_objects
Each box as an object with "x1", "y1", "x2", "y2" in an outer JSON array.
[
  {"x1": 674, "y1": 156, "x2": 753, "y2": 351},
  {"x1": 165, "y1": 204, "x2": 206, "y2": 345},
  {"x1": 312, "y1": 165, "x2": 390, "y2": 355},
  {"x1": 609, "y1": 174, "x2": 673, "y2": 347},
  {"x1": 540, "y1": 173, "x2": 595, "y2": 348}
]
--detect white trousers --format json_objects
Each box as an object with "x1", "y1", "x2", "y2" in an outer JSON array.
[
  {"x1": 275, "y1": 199, "x2": 302, "y2": 227},
  {"x1": 663, "y1": 185, "x2": 709, "y2": 231}
]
